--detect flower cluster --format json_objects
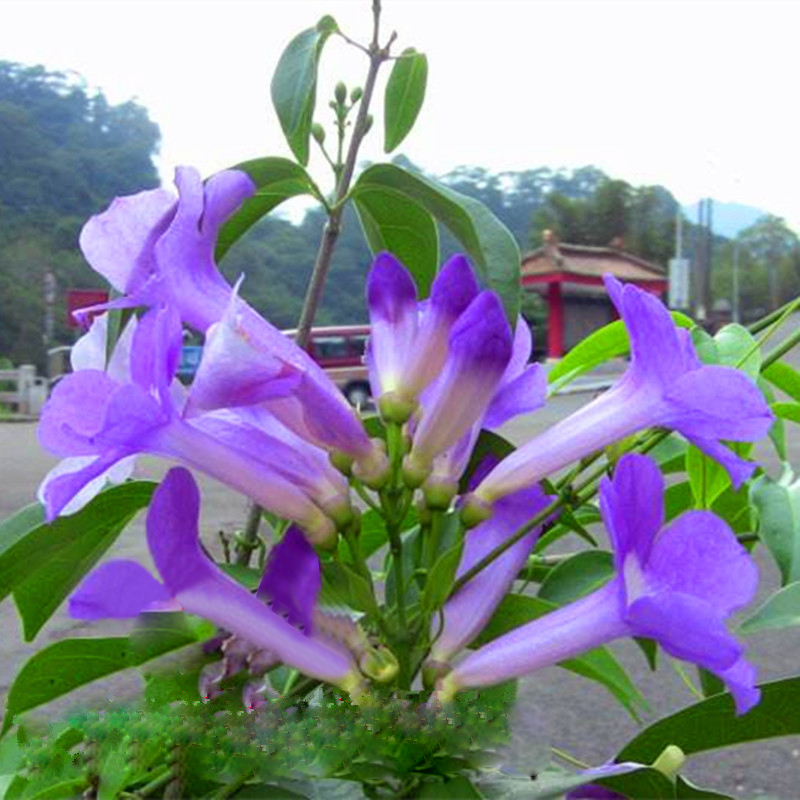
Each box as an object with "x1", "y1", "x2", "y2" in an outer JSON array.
[{"x1": 43, "y1": 166, "x2": 772, "y2": 714}]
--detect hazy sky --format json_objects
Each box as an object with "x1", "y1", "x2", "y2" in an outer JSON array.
[{"x1": 2, "y1": 0, "x2": 799, "y2": 228}]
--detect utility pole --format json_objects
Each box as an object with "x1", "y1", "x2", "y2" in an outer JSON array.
[{"x1": 732, "y1": 239, "x2": 741, "y2": 324}]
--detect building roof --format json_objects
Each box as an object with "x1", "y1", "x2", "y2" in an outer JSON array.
[{"x1": 522, "y1": 237, "x2": 666, "y2": 284}]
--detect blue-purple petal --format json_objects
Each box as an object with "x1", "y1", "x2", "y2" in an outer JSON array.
[{"x1": 69, "y1": 560, "x2": 178, "y2": 619}]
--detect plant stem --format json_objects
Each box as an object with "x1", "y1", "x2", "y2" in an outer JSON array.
[
  {"x1": 762, "y1": 325, "x2": 800, "y2": 370},
  {"x1": 238, "y1": 0, "x2": 392, "y2": 565},
  {"x1": 749, "y1": 294, "x2": 800, "y2": 334}
]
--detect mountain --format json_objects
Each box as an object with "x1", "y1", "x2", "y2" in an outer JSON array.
[{"x1": 681, "y1": 201, "x2": 767, "y2": 238}]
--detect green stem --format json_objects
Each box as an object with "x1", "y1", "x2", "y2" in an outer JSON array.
[
  {"x1": 749, "y1": 294, "x2": 800, "y2": 334},
  {"x1": 738, "y1": 294, "x2": 800, "y2": 368},
  {"x1": 762, "y1": 325, "x2": 800, "y2": 370},
  {"x1": 134, "y1": 770, "x2": 172, "y2": 798},
  {"x1": 209, "y1": 771, "x2": 254, "y2": 800},
  {"x1": 237, "y1": 0, "x2": 392, "y2": 564}
]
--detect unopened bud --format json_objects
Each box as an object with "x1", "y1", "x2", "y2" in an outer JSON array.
[
  {"x1": 423, "y1": 478, "x2": 458, "y2": 511},
  {"x1": 363, "y1": 113, "x2": 374, "y2": 134},
  {"x1": 321, "y1": 493, "x2": 354, "y2": 529},
  {"x1": 459, "y1": 494, "x2": 494, "y2": 529},
  {"x1": 378, "y1": 391, "x2": 417, "y2": 424},
  {"x1": 402, "y1": 453, "x2": 432, "y2": 489},
  {"x1": 334, "y1": 81, "x2": 348, "y2": 105},
  {"x1": 359, "y1": 646, "x2": 399, "y2": 683},
  {"x1": 651, "y1": 745, "x2": 685, "y2": 780},
  {"x1": 350, "y1": 86, "x2": 363, "y2": 102},
  {"x1": 311, "y1": 122, "x2": 326, "y2": 144},
  {"x1": 352, "y1": 440, "x2": 390, "y2": 489},
  {"x1": 330, "y1": 450, "x2": 354, "y2": 476},
  {"x1": 422, "y1": 659, "x2": 450, "y2": 691}
]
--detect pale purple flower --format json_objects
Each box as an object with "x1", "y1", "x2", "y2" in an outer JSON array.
[
  {"x1": 184, "y1": 285, "x2": 388, "y2": 483},
  {"x1": 428, "y1": 478, "x2": 553, "y2": 665},
  {"x1": 366, "y1": 252, "x2": 479, "y2": 413},
  {"x1": 38, "y1": 306, "x2": 343, "y2": 543},
  {"x1": 77, "y1": 167, "x2": 254, "y2": 332},
  {"x1": 423, "y1": 316, "x2": 547, "y2": 495},
  {"x1": 468, "y1": 275, "x2": 773, "y2": 511},
  {"x1": 69, "y1": 468, "x2": 361, "y2": 692},
  {"x1": 441, "y1": 454, "x2": 760, "y2": 715},
  {"x1": 403, "y1": 291, "x2": 514, "y2": 484}
]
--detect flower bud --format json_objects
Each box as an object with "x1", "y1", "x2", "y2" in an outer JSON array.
[
  {"x1": 459, "y1": 493, "x2": 494, "y2": 528},
  {"x1": 311, "y1": 122, "x2": 326, "y2": 144},
  {"x1": 651, "y1": 745, "x2": 686, "y2": 780},
  {"x1": 330, "y1": 450, "x2": 354, "y2": 476},
  {"x1": 423, "y1": 478, "x2": 458, "y2": 510},
  {"x1": 350, "y1": 86, "x2": 363, "y2": 103},
  {"x1": 363, "y1": 114, "x2": 374, "y2": 134},
  {"x1": 359, "y1": 645, "x2": 399, "y2": 683},
  {"x1": 335, "y1": 81, "x2": 348, "y2": 105},
  {"x1": 378, "y1": 390, "x2": 417, "y2": 425},
  {"x1": 402, "y1": 452, "x2": 431, "y2": 489}
]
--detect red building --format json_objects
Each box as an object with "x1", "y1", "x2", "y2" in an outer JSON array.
[{"x1": 522, "y1": 232, "x2": 668, "y2": 359}]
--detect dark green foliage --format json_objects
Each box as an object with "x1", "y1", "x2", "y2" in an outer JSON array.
[
  {"x1": 0, "y1": 61, "x2": 160, "y2": 367},
  {"x1": 7, "y1": 686, "x2": 515, "y2": 798}
]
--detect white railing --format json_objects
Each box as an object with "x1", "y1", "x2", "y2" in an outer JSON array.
[{"x1": 0, "y1": 365, "x2": 48, "y2": 417}]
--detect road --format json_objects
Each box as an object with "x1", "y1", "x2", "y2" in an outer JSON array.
[{"x1": 1, "y1": 373, "x2": 800, "y2": 797}]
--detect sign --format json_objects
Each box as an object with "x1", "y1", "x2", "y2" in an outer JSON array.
[{"x1": 668, "y1": 258, "x2": 690, "y2": 309}]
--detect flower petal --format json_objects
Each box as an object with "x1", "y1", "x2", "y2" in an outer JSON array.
[
  {"x1": 69, "y1": 560, "x2": 179, "y2": 619},
  {"x1": 625, "y1": 592, "x2": 742, "y2": 671},
  {"x1": 713, "y1": 656, "x2": 761, "y2": 715},
  {"x1": 483, "y1": 363, "x2": 546, "y2": 430},
  {"x1": 646, "y1": 510, "x2": 758, "y2": 615},
  {"x1": 662, "y1": 365, "x2": 774, "y2": 442},
  {"x1": 257, "y1": 526, "x2": 320, "y2": 633},
  {"x1": 599, "y1": 454, "x2": 664, "y2": 570},
  {"x1": 147, "y1": 468, "x2": 358, "y2": 687},
  {"x1": 79, "y1": 188, "x2": 176, "y2": 294},
  {"x1": 683, "y1": 434, "x2": 757, "y2": 489}
]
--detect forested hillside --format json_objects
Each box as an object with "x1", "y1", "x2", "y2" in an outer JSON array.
[
  {"x1": 0, "y1": 61, "x2": 160, "y2": 367},
  {"x1": 2, "y1": 58, "x2": 799, "y2": 368}
]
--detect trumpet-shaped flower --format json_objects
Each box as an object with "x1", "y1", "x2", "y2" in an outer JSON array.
[
  {"x1": 423, "y1": 317, "x2": 547, "y2": 497},
  {"x1": 186, "y1": 286, "x2": 387, "y2": 481},
  {"x1": 38, "y1": 306, "x2": 343, "y2": 543},
  {"x1": 428, "y1": 477, "x2": 553, "y2": 666},
  {"x1": 77, "y1": 167, "x2": 255, "y2": 332},
  {"x1": 403, "y1": 291, "x2": 513, "y2": 483},
  {"x1": 69, "y1": 468, "x2": 361, "y2": 691},
  {"x1": 441, "y1": 454, "x2": 760, "y2": 715},
  {"x1": 467, "y1": 275, "x2": 773, "y2": 511},
  {"x1": 366, "y1": 252, "x2": 479, "y2": 414}
]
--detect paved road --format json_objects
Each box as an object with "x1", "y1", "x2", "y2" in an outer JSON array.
[{"x1": 2, "y1": 361, "x2": 800, "y2": 796}]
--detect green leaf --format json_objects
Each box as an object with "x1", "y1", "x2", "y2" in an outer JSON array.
[
  {"x1": 538, "y1": 551, "x2": 613, "y2": 605},
  {"x1": 383, "y1": 49, "x2": 428, "y2": 153},
  {"x1": 547, "y1": 313, "x2": 694, "y2": 393},
  {"x1": 648, "y1": 433, "x2": 687, "y2": 474},
  {"x1": 354, "y1": 164, "x2": 520, "y2": 321},
  {"x1": 686, "y1": 445, "x2": 730, "y2": 509},
  {"x1": 759, "y1": 375, "x2": 787, "y2": 460},
  {"x1": 763, "y1": 360, "x2": 800, "y2": 403},
  {"x1": 675, "y1": 776, "x2": 734, "y2": 799},
  {"x1": 474, "y1": 595, "x2": 646, "y2": 717},
  {"x1": 697, "y1": 666, "x2": 725, "y2": 698},
  {"x1": 617, "y1": 676, "x2": 800, "y2": 763},
  {"x1": 0, "y1": 482, "x2": 155, "y2": 640},
  {"x1": 458, "y1": 430, "x2": 515, "y2": 495},
  {"x1": 337, "y1": 508, "x2": 396, "y2": 566},
  {"x1": 2, "y1": 623, "x2": 202, "y2": 735},
  {"x1": 421, "y1": 540, "x2": 464, "y2": 614},
  {"x1": 771, "y1": 400, "x2": 800, "y2": 425},
  {"x1": 740, "y1": 581, "x2": 800, "y2": 634},
  {"x1": 352, "y1": 185, "x2": 439, "y2": 296},
  {"x1": 750, "y1": 470, "x2": 800, "y2": 585},
  {"x1": 597, "y1": 768, "x2": 676, "y2": 800},
  {"x1": 270, "y1": 16, "x2": 338, "y2": 165},
  {"x1": 480, "y1": 766, "x2": 647, "y2": 800},
  {"x1": 419, "y1": 775, "x2": 481, "y2": 799},
  {"x1": 321, "y1": 562, "x2": 379, "y2": 617},
  {"x1": 533, "y1": 506, "x2": 602, "y2": 553},
  {"x1": 215, "y1": 157, "x2": 321, "y2": 260},
  {"x1": 711, "y1": 323, "x2": 761, "y2": 378},
  {"x1": 664, "y1": 481, "x2": 693, "y2": 522}
]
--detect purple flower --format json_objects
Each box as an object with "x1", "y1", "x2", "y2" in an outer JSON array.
[
  {"x1": 69, "y1": 468, "x2": 361, "y2": 692},
  {"x1": 77, "y1": 167, "x2": 254, "y2": 332},
  {"x1": 441, "y1": 454, "x2": 760, "y2": 715},
  {"x1": 185, "y1": 286, "x2": 388, "y2": 484},
  {"x1": 467, "y1": 275, "x2": 773, "y2": 511},
  {"x1": 366, "y1": 252, "x2": 479, "y2": 415},
  {"x1": 38, "y1": 306, "x2": 344, "y2": 543},
  {"x1": 428, "y1": 481, "x2": 554, "y2": 666},
  {"x1": 403, "y1": 291, "x2": 514, "y2": 485},
  {"x1": 422, "y1": 316, "x2": 547, "y2": 497}
]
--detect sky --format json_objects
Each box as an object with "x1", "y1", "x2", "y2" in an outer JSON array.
[{"x1": 1, "y1": 0, "x2": 800, "y2": 228}]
